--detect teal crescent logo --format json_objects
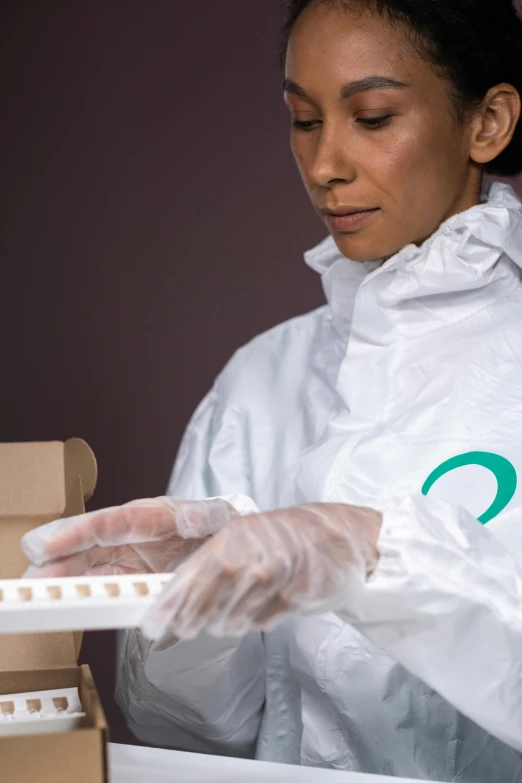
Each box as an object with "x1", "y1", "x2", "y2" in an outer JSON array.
[{"x1": 421, "y1": 451, "x2": 517, "y2": 524}]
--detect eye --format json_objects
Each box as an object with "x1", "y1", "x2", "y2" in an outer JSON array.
[
  {"x1": 292, "y1": 119, "x2": 321, "y2": 131},
  {"x1": 356, "y1": 116, "x2": 392, "y2": 129}
]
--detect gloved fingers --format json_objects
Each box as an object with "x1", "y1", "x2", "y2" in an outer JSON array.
[
  {"x1": 22, "y1": 497, "x2": 232, "y2": 566},
  {"x1": 21, "y1": 512, "x2": 112, "y2": 565},
  {"x1": 140, "y1": 510, "x2": 297, "y2": 639},
  {"x1": 132, "y1": 538, "x2": 202, "y2": 574},
  {"x1": 166, "y1": 546, "x2": 345, "y2": 638},
  {"x1": 139, "y1": 546, "x2": 232, "y2": 639},
  {"x1": 23, "y1": 544, "x2": 142, "y2": 578},
  {"x1": 276, "y1": 535, "x2": 359, "y2": 607},
  {"x1": 144, "y1": 569, "x2": 290, "y2": 640},
  {"x1": 140, "y1": 540, "x2": 288, "y2": 640},
  {"x1": 186, "y1": 562, "x2": 284, "y2": 636},
  {"x1": 23, "y1": 561, "x2": 134, "y2": 578},
  {"x1": 123, "y1": 497, "x2": 233, "y2": 538},
  {"x1": 172, "y1": 498, "x2": 232, "y2": 539},
  {"x1": 206, "y1": 574, "x2": 293, "y2": 635},
  {"x1": 251, "y1": 593, "x2": 293, "y2": 627},
  {"x1": 47, "y1": 563, "x2": 135, "y2": 577},
  {"x1": 140, "y1": 502, "x2": 382, "y2": 640},
  {"x1": 21, "y1": 503, "x2": 163, "y2": 564},
  {"x1": 145, "y1": 553, "x2": 226, "y2": 638},
  {"x1": 74, "y1": 564, "x2": 138, "y2": 576}
]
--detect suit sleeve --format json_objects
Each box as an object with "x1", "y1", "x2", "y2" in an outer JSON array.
[{"x1": 344, "y1": 495, "x2": 522, "y2": 753}]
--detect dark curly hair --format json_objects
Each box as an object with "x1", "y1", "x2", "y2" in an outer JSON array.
[{"x1": 280, "y1": 0, "x2": 522, "y2": 176}]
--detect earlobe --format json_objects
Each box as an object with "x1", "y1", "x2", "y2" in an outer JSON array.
[{"x1": 470, "y1": 84, "x2": 521, "y2": 165}]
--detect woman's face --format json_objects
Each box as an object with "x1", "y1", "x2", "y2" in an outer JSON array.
[{"x1": 284, "y1": 3, "x2": 481, "y2": 262}]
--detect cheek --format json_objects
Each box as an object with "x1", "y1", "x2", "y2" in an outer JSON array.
[
  {"x1": 291, "y1": 139, "x2": 310, "y2": 185},
  {"x1": 369, "y1": 121, "x2": 464, "y2": 214},
  {"x1": 290, "y1": 133, "x2": 325, "y2": 194}
]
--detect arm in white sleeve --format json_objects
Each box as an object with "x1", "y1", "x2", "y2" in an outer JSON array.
[
  {"x1": 345, "y1": 495, "x2": 522, "y2": 752},
  {"x1": 115, "y1": 385, "x2": 266, "y2": 757}
]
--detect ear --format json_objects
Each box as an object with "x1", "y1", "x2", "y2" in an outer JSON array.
[{"x1": 469, "y1": 83, "x2": 521, "y2": 165}]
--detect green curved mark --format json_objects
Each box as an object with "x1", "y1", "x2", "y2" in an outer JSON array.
[{"x1": 422, "y1": 451, "x2": 517, "y2": 524}]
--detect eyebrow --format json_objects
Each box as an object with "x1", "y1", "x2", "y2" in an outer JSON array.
[{"x1": 283, "y1": 75, "x2": 409, "y2": 99}]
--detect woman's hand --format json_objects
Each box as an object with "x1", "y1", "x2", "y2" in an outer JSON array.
[
  {"x1": 141, "y1": 502, "x2": 382, "y2": 640},
  {"x1": 21, "y1": 497, "x2": 235, "y2": 577}
]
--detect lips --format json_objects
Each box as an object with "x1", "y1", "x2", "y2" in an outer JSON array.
[{"x1": 323, "y1": 208, "x2": 380, "y2": 233}]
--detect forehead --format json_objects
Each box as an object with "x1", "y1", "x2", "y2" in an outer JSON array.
[{"x1": 285, "y1": 4, "x2": 428, "y2": 88}]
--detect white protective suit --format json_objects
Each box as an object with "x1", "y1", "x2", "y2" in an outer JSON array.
[{"x1": 115, "y1": 181, "x2": 522, "y2": 782}]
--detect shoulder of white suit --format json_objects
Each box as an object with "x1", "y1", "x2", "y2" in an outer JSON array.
[{"x1": 214, "y1": 305, "x2": 330, "y2": 402}]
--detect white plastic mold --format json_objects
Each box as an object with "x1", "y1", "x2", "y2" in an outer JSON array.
[
  {"x1": 0, "y1": 687, "x2": 86, "y2": 736},
  {"x1": 0, "y1": 573, "x2": 172, "y2": 634}
]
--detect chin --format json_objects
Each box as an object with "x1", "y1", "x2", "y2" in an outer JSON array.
[{"x1": 331, "y1": 233, "x2": 387, "y2": 263}]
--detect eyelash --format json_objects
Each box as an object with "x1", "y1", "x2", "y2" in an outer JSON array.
[
  {"x1": 292, "y1": 116, "x2": 392, "y2": 131},
  {"x1": 292, "y1": 120, "x2": 319, "y2": 131}
]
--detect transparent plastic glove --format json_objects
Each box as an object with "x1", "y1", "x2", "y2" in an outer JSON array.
[
  {"x1": 141, "y1": 502, "x2": 382, "y2": 640},
  {"x1": 21, "y1": 497, "x2": 234, "y2": 577}
]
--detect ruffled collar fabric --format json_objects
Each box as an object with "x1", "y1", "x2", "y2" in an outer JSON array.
[
  {"x1": 303, "y1": 182, "x2": 522, "y2": 342},
  {"x1": 294, "y1": 182, "x2": 522, "y2": 509}
]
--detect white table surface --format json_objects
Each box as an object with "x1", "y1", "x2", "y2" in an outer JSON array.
[{"x1": 109, "y1": 743, "x2": 439, "y2": 783}]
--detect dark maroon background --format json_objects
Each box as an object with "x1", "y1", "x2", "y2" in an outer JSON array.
[{"x1": 1, "y1": 0, "x2": 521, "y2": 746}]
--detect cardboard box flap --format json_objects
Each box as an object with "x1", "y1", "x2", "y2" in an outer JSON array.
[
  {"x1": 0, "y1": 633, "x2": 79, "y2": 671},
  {"x1": 0, "y1": 439, "x2": 97, "y2": 517},
  {"x1": 64, "y1": 438, "x2": 97, "y2": 506},
  {"x1": 0, "y1": 440, "x2": 98, "y2": 579},
  {"x1": 0, "y1": 442, "x2": 66, "y2": 517},
  {"x1": 0, "y1": 439, "x2": 98, "y2": 671}
]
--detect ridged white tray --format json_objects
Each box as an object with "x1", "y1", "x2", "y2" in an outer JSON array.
[
  {"x1": 0, "y1": 574, "x2": 172, "y2": 633},
  {"x1": 0, "y1": 687, "x2": 85, "y2": 735}
]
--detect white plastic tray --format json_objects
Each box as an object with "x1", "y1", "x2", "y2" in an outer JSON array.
[
  {"x1": 108, "y1": 743, "x2": 442, "y2": 783},
  {"x1": 0, "y1": 574, "x2": 172, "y2": 633},
  {"x1": 0, "y1": 687, "x2": 85, "y2": 736}
]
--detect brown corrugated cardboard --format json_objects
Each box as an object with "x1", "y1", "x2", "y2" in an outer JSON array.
[{"x1": 0, "y1": 439, "x2": 108, "y2": 783}]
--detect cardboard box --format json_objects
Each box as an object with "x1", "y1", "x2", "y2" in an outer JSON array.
[{"x1": 0, "y1": 439, "x2": 109, "y2": 783}]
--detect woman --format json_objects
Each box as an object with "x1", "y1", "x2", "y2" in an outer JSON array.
[{"x1": 23, "y1": 0, "x2": 522, "y2": 780}]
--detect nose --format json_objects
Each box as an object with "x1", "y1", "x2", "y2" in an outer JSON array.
[{"x1": 308, "y1": 124, "x2": 356, "y2": 188}]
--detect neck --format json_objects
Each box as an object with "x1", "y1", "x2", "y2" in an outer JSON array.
[{"x1": 445, "y1": 165, "x2": 484, "y2": 219}]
